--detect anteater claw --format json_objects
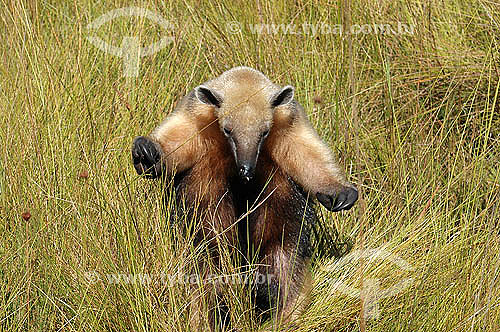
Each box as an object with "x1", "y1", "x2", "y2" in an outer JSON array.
[
  {"x1": 316, "y1": 187, "x2": 358, "y2": 212},
  {"x1": 132, "y1": 136, "x2": 163, "y2": 179}
]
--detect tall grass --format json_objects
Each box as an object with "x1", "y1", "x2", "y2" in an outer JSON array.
[{"x1": 0, "y1": 0, "x2": 499, "y2": 331}]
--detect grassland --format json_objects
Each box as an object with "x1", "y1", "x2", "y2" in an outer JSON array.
[{"x1": 0, "y1": 0, "x2": 499, "y2": 331}]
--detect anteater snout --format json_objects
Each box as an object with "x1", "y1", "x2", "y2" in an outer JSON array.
[{"x1": 238, "y1": 164, "x2": 254, "y2": 183}]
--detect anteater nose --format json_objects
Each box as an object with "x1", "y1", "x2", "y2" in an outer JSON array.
[{"x1": 238, "y1": 165, "x2": 254, "y2": 183}]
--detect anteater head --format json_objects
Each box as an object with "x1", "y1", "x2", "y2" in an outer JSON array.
[{"x1": 193, "y1": 67, "x2": 294, "y2": 183}]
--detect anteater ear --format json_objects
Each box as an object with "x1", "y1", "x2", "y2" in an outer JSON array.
[
  {"x1": 270, "y1": 85, "x2": 294, "y2": 108},
  {"x1": 195, "y1": 85, "x2": 223, "y2": 108}
]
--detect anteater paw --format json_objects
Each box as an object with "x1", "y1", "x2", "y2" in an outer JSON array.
[
  {"x1": 132, "y1": 136, "x2": 163, "y2": 179},
  {"x1": 316, "y1": 186, "x2": 358, "y2": 212}
]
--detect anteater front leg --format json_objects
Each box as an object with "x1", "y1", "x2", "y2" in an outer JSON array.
[
  {"x1": 267, "y1": 110, "x2": 358, "y2": 212},
  {"x1": 132, "y1": 110, "x2": 204, "y2": 179}
]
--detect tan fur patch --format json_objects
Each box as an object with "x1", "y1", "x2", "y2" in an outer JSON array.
[{"x1": 267, "y1": 110, "x2": 349, "y2": 195}]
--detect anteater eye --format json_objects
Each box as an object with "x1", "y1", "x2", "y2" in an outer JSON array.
[{"x1": 223, "y1": 127, "x2": 232, "y2": 137}]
